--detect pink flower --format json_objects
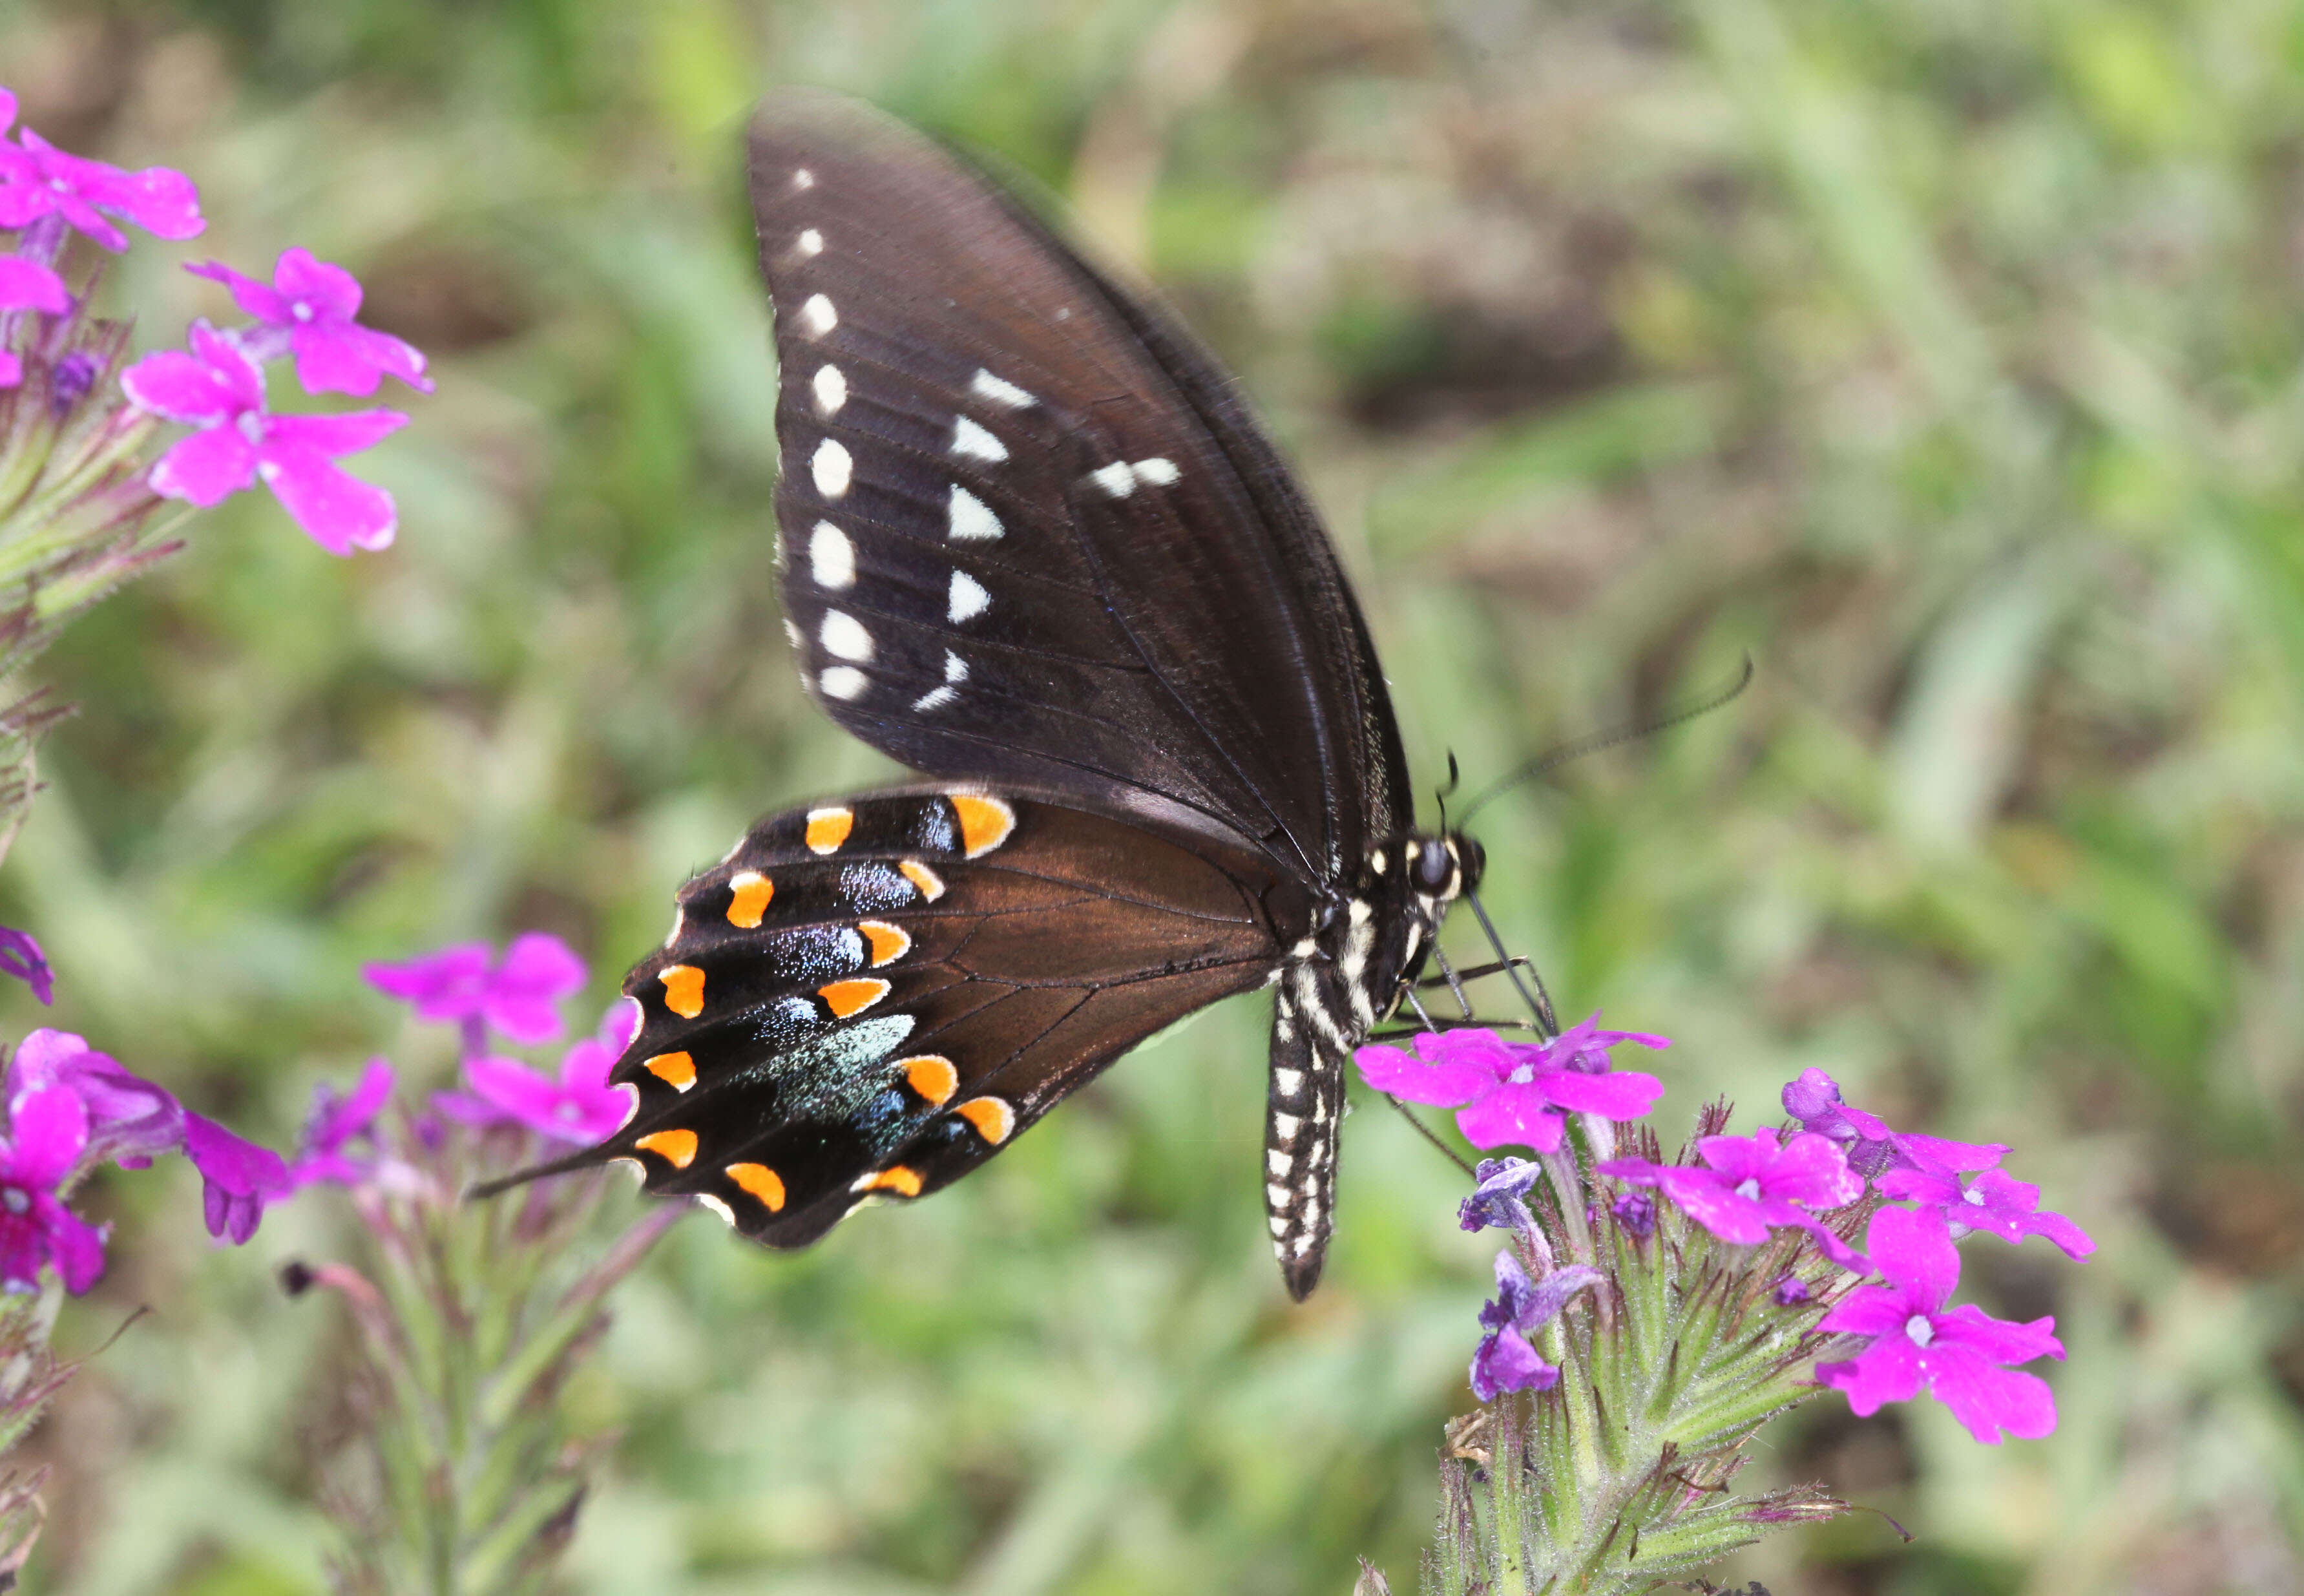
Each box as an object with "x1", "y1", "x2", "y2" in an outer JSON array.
[
  {"x1": 0, "y1": 1085, "x2": 105, "y2": 1292},
  {"x1": 7, "y1": 1028, "x2": 184, "y2": 1169},
  {"x1": 1816, "y1": 1205, "x2": 2065, "y2": 1444},
  {"x1": 0, "y1": 100, "x2": 202, "y2": 251},
  {"x1": 120, "y1": 322, "x2": 405, "y2": 554},
  {"x1": 1600, "y1": 1127, "x2": 1867, "y2": 1270},
  {"x1": 1876, "y1": 1163, "x2": 2094, "y2": 1259},
  {"x1": 1354, "y1": 1016, "x2": 1666, "y2": 1153},
  {"x1": 0, "y1": 255, "x2": 70, "y2": 388},
  {"x1": 435, "y1": 1002, "x2": 636, "y2": 1145},
  {"x1": 187, "y1": 249, "x2": 431, "y2": 398},
  {"x1": 364, "y1": 933, "x2": 588, "y2": 1048}
]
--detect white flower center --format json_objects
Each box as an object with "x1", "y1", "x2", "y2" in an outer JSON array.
[
  {"x1": 291, "y1": 300, "x2": 315, "y2": 322},
  {"x1": 1, "y1": 1187, "x2": 28, "y2": 1215},
  {"x1": 48, "y1": 177, "x2": 66, "y2": 193},
  {"x1": 1735, "y1": 1178, "x2": 1761, "y2": 1201},
  {"x1": 557, "y1": 1101, "x2": 581, "y2": 1120},
  {"x1": 1962, "y1": 1187, "x2": 1986, "y2": 1206},
  {"x1": 1905, "y1": 1313, "x2": 1934, "y2": 1347},
  {"x1": 1508, "y1": 1065, "x2": 1533, "y2": 1085},
  {"x1": 236, "y1": 410, "x2": 267, "y2": 445}
]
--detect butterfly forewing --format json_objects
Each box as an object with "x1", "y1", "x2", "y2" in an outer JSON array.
[
  {"x1": 603, "y1": 789, "x2": 1290, "y2": 1244},
  {"x1": 749, "y1": 92, "x2": 1410, "y2": 882}
]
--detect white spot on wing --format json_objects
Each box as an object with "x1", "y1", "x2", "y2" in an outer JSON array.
[
  {"x1": 945, "y1": 650, "x2": 968, "y2": 682},
  {"x1": 952, "y1": 416, "x2": 1007, "y2": 462},
  {"x1": 948, "y1": 570, "x2": 990, "y2": 622},
  {"x1": 910, "y1": 656, "x2": 966, "y2": 713},
  {"x1": 809, "y1": 522, "x2": 854, "y2": 589},
  {"x1": 820, "y1": 609, "x2": 874, "y2": 662},
  {"x1": 1132, "y1": 456, "x2": 1180, "y2": 485},
  {"x1": 812, "y1": 364, "x2": 847, "y2": 416},
  {"x1": 819, "y1": 666, "x2": 868, "y2": 700},
  {"x1": 792, "y1": 168, "x2": 816, "y2": 191},
  {"x1": 947, "y1": 485, "x2": 1003, "y2": 542},
  {"x1": 796, "y1": 227, "x2": 823, "y2": 256},
  {"x1": 797, "y1": 293, "x2": 837, "y2": 338},
  {"x1": 1089, "y1": 461, "x2": 1135, "y2": 498},
  {"x1": 695, "y1": 1193, "x2": 737, "y2": 1227},
  {"x1": 912, "y1": 686, "x2": 958, "y2": 711},
  {"x1": 812, "y1": 439, "x2": 852, "y2": 498},
  {"x1": 969, "y1": 369, "x2": 1035, "y2": 408}
]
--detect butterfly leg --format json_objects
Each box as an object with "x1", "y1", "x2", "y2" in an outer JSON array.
[{"x1": 1267, "y1": 974, "x2": 1347, "y2": 1301}]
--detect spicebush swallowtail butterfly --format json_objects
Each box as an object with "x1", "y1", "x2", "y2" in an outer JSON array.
[{"x1": 503, "y1": 92, "x2": 1489, "y2": 1300}]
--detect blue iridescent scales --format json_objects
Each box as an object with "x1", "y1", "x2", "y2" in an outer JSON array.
[{"x1": 602, "y1": 790, "x2": 1289, "y2": 1249}]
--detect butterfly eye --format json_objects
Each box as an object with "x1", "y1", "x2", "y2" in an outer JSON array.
[{"x1": 1414, "y1": 843, "x2": 1454, "y2": 892}]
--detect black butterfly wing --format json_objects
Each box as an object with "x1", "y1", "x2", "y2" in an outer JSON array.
[
  {"x1": 591, "y1": 788, "x2": 1292, "y2": 1243},
  {"x1": 751, "y1": 92, "x2": 1409, "y2": 885}
]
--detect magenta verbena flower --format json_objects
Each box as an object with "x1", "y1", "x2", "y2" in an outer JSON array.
[
  {"x1": 1781, "y1": 1068, "x2": 2004, "y2": 1182},
  {"x1": 0, "y1": 926, "x2": 52, "y2": 1006},
  {"x1": 187, "y1": 249, "x2": 431, "y2": 399},
  {"x1": 8, "y1": 1028, "x2": 184, "y2": 1168},
  {"x1": 1355, "y1": 1016, "x2": 1666, "y2": 1153},
  {"x1": 1471, "y1": 1251, "x2": 1603, "y2": 1402},
  {"x1": 0, "y1": 90, "x2": 202, "y2": 252},
  {"x1": 437, "y1": 1002, "x2": 635, "y2": 1145},
  {"x1": 1816, "y1": 1204, "x2": 2064, "y2": 1444},
  {"x1": 365, "y1": 932, "x2": 588, "y2": 1048},
  {"x1": 288, "y1": 1058, "x2": 395, "y2": 1189},
  {"x1": 0, "y1": 1085, "x2": 104, "y2": 1292},
  {"x1": 1876, "y1": 1163, "x2": 2094, "y2": 1259},
  {"x1": 120, "y1": 321, "x2": 406, "y2": 556},
  {"x1": 1600, "y1": 1127, "x2": 1867, "y2": 1270}
]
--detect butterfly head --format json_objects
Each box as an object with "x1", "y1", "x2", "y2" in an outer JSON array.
[{"x1": 1408, "y1": 832, "x2": 1483, "y2": 912}]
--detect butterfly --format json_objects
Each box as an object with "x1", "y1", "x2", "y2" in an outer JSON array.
[{"x1": 507, "y1": 91, "x2": 1489, "y2": 1300}]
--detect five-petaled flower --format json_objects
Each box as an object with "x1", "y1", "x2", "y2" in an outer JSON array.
[
  {"x1": 1876, "y1": 1163, "x2": 2094, "y2": 1259},
  {"x1": 0, "y1": 1085, "x2": 104, "y2": 1292},
  {"x1": 1471, "y1": 1251, "x2": 1604, "y2": 1402},
  {"x1": 1816, "y1": 1204, "x2": 2065, "y2": 1444},
  {"x1": 0, "y1": 89, "x2": 203, "y2": 252},
  {"x1": 188, "y1": 249, "x2": 432, "y2": 398},
  {"x1": 1354, "y1": 1016, "x2": 1666, "y2": 1153},
  {"x1": 437, "y1": 1001, "x2": 635, "y2": 1145},
  {"x1": 1781, "y1": 1068, "x2": 2004, "y2": 1183},
  {"x1": 365, "y1": 932, "x2": 587, "y2": 1049},
  {"x1": 121, "y1": 322, "x2": 406, "y2": 556},
  {"x1": 1600, "y1": 1128, "x2": 1868, "y2": 1270}
]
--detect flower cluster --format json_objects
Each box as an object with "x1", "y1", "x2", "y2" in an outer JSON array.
[
  {"x1": 1359, "y1": 1022, "x2": 2089, "y2": 1445},
  {"x1": 0, "y1": 82, "x2": 428, "y2": 556}
]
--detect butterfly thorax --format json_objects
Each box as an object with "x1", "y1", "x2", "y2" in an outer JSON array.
[{"x1": 1264, "y1": 830, "x2": 1483, "y2": 1299}]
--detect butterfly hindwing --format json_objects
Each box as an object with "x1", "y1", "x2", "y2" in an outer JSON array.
[
  {"x1": 749, "y1": 92, "x2": 1410, "y2": 883},
  {"x1": 603, "y1": 788, "x2": 1289, "y2": 1244}
]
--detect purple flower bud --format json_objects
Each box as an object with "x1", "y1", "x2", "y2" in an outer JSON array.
[
  {"x1": 48, "y1": 349, "x2": 99, "y2": 417},
  {"x1": 1771, "y1": 1273, "x2": 1810, "y2": 1307},
  {"x1": 1611, "y1": 1189, "x2": 1656, "y2": 1237},
  {"x1": 1459, "y1": 1157, "x2": 1542, "y2": 1232}
]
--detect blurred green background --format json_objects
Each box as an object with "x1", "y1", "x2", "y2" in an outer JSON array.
[{"x1": 0, "y1": 0, "x2": 2292, "y2": 1590}]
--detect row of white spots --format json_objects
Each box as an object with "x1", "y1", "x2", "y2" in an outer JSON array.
[{"x1": 1088, "y1": 457, "x2": 1181, "y2": 498}]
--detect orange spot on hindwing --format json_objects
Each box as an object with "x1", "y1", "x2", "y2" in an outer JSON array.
[
  {"x1": 726, "y1": 1162, "x2": 786, "y2": 1211},
  {"x1": 659, "y1": 965, "x2": 705, "y2": 1018},
  {"x1": 635, "y1": 1129, "x2": 698, "y2": 1168},
  {"x1": 956, "y1": 1097, "x2": 1016, "y2": 1144},
  {"x1": 818, "y1": 977, "x2": 889, "y2": 1018},
  {"x1": 726, "y1": 871, "x2": 773, "y2": 928},
  {"x1": 857, "y1": 1166, "x2": 923, "y2": 1197},
  {"x1": 859, "y1": 920, "x2": 910, "y2": 965},
  {"x1": 949, "y1": 793, "x2": 1016, "y2": 857},
  {"x1": 899, "y1": 859, "x2": 945, "y2": 901},
  {"x1": 644, "y1": 1052, "x2": 696, "y2": 1091},
  {"x1": 805, "y1": 806, "x2": 854, "y2": 854},
  {"x1": 902, "y1": 1055, "x2": 958, "y2": 1106}
]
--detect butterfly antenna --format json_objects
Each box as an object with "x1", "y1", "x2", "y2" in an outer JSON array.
[
  {"x1": 1436, "y1": 751, "x2": 1461, "y2": 830},
  {"x1": 465, "y1": 1144, "x2": 611, "y2": 1204},
  {"x1": 1459, "y1": 655, "x2": 1755, "y2": 824}
]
